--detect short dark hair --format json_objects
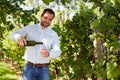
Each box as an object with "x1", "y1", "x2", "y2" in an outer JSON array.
[{"x1": 41, "y1": 8, "x2": 55, "y2": 18}]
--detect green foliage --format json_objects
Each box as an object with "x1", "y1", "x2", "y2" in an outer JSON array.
[
  {"x1": 106, "y1": 59, "x2": 120, "y2": 79},
  {"x1": 52, "y1": 6, "x2": 95, "y2": 79},
  {"x1": 0, "y1": 62, "x2": 18, "y2": 80},
  {"x1": 42, "y1": 0, "x2": 72, "y2": 5},
  {"x1": 0, "y1": 0, "x2": 40, "y2": 67},
  {"x1": 2, "y1": 29, "x2": 25, "y2": 68},
  {"x1": 52, "y1": 0, "x2": 120, "y2": 79},
  {"x1": 0, "y1": 0, "x2": 24, "y2": 24},
  {"x1": 60, "y1": 0, "x2": 71, "y2": 5},
  {"x1": 42, "y1": 0, "x2": 54, "y2": 5}
]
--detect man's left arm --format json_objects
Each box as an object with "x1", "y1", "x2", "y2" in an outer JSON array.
[{"x1": 49, "y1": 34, "x2": 61, "y2": 58}]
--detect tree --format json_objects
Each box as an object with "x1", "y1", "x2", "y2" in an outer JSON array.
[{"x1": 53, "y1": 0, "x2": 120, "y2": 79}]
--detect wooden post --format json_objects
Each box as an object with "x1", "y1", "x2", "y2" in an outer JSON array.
[{"x1": 93, "y1": 30, "x2": 103, "y2": 80}]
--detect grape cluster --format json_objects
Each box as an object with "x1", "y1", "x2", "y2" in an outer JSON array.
[
  {"x1": 113, "y1": 50, "x2": 120, "y2": 65},
  {"x1": 114, "y1": 50, "x2": 120, "y2": 57}
]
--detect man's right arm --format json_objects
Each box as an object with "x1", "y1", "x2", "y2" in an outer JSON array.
[{"x1": 10, "y1": 27, "x2": 28, "y2": 46}]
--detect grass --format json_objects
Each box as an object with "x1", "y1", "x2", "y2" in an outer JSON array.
[{"x1": 0, "y1": 62, "x2": 18, "y2": 80}]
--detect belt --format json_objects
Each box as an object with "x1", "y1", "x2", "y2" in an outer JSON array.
[{"x1": 27, "y1": 61, "x2": 50, "y2": 68}]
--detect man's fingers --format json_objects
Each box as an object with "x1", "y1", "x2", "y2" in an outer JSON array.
[
  {"x1": 40, "y1": 49, "x2": 49, "y2": 57},
  {"x1": 18, "y1": 40, "x2": 24, "y2": 46},
  {"x1": 23, "y1": 39, "x2": 27, "y2": 45},
  {"x1": 17, "y1": 36, "x2": 26, "y2": 46}
]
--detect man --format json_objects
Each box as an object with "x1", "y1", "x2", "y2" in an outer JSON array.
[{"x1": 10, "y1": 8, "x2": 61, "y2": 80}]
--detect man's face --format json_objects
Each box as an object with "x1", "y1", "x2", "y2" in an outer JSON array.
[{"x1": 41, "y1": 12, "x2": 54, "y2": 28}]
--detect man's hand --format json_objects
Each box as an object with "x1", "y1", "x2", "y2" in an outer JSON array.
[
  {"x1": 17, "y1": 36, "x2": 26, "y2": 46},
  {"x1": 40, "y1": 49, "x2": 49, "y2": 57}
]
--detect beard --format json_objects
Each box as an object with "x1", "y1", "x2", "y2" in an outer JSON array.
[{"x1": 41, "y1": 21, "x2": 50, "y2": 28}]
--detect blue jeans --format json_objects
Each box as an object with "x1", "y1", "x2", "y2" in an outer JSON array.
[{"x1": 22, "y1": 63, "x2": 50, "y2": 80}]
